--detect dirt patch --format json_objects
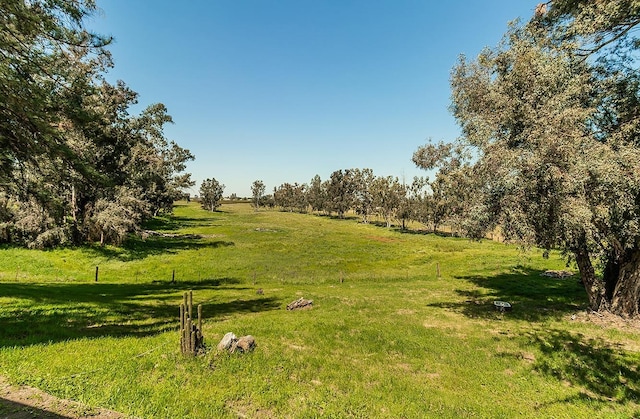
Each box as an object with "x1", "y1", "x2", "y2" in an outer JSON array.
[
  {"x1": 0, "y1": 376, "x2": 126, "y2": 419},
  {"x1": 569, "y1": 310, "x2": 640, "y2": 331}
]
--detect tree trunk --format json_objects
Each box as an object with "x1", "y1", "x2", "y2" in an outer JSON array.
[
  {"x1": 608, "y1": 249, "x2": 640, "y2": 317},
  {"x1": 573, "y1": 236, "x2": 608, "y2": 312}
]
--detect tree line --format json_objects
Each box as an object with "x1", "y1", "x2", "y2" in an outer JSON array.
[
  {"x1": 199, "y1": 170, "x2": 448, "y2": 233},
  {"x1": 0, "y1": 0, "x2": 194, "y2": 248},
  {"x1": 202, "y1": 1, "x2": 640, "y2": 318}
]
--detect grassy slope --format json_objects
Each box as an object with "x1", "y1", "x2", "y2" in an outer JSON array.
[{"x1": 0, "y1": 202, "x2": 638, "y2": 418}]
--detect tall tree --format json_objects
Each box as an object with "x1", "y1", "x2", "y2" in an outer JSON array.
[
  {"x1": 0, "y1": 0, "x2": 111, "y2": 188},
  {"x1": 327, "y1": 169, "x2": 356, "y2": 218},
  {"x1": 251, "y1": 180, "x2": 266, "y2": 211},
  {"x1": 0, "y1": 1, "x2": 194, "y2": 247},
  {"x1": 307, "y1": 175, "x2": 327, "y2": 213},
  {"x1": 415, "y1": 1, "x2": 640, "y2": 317},
  {"x1": 371, "y1": 175, "x2": 405, "y2": 228},
  {"x1": 199, "y1": 178, "x2": 224, "y2": 212},
  {"x1": 352, "y1": 168, "x2": 375, "y2": 223}
]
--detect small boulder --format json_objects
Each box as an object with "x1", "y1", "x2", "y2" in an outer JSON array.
[
  {"x1": 231, "y1": 335, "x2": 256, "y2": 353},
  {"x1": 217, "y1": 332, "x2": 237, "y2": 351}
]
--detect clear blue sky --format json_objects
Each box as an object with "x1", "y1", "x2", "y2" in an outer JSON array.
[{"x1": 90, "y1": 1, "x2": 538, "y2": 197}]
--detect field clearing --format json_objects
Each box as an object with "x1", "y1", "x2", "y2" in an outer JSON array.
[{"x1": 0, "y1": 202, "x2": 638, "y2": 418}]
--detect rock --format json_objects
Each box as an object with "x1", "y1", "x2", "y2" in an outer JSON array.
[
  {"x1": 217, "y1": 332, "x2": 237, "y2": 351},
  {"x1": 286, "y1": 297, "x2": 313, "y2": 310},
  {"x1": 231, "y1": 335, "x2": 256, "y2": 353}
]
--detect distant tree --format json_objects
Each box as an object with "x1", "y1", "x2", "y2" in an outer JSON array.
[
  {"x1": 293, "y1": 183, "x2": 308, "y2": 213},
  {"x1": 251, "y1": 180, "x2": 266, "y2": 211},
  {"x1": 371, "y1": 176, "x2": 405, "y2": 228},
  {"x1": 199, "y1": 178, "x2": 225, "y2": 211},
  {"x1": 274, "y1": 182, "x2": 306, "y2": 212},
  {"x1": 307, "y1": 175, "x2": 327, "y2": 213},
  {"x1": 260, "y1": 194, "x2": 275, "y2": 209},
  {"x1": 274, "y1": 183, "x2": 295, "y2": 212},
  {"x1": 352, "y1": 168, "x2": 375, "y2": 223},
  {"x1": 327, "y1": 169, "x2": 356, "y2": 218}
]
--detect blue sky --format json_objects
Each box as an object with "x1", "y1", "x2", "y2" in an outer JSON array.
[{"x1": 91, "y1": 1, "x2": 538, "y2": 197}]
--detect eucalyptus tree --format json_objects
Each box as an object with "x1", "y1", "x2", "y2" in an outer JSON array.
[
  {"x1": 307, "y1": 175, "x2": 327, "y2": 213},
  {"x1": 415, "y1": 1, "x2": 640, "y2": 317},
  {"x1": 327, "y1": 169, "x2": 356, "y2": 218},
  {"x1": 274, "y1": 183, "x2": 295, "y2": 212},
  {"x1": 274, "y1": 182, "x2": 307, "y2": 213},
  {"x1": 403, "y1": 177, "x2": 431, "y2": 230},
  {"x1": 199, "y1": 178, "x2": 225, "y2": 212},
  {"x1": 371, "y1": 175, "x2": 405, "y2": 228},
  {"x1": 352, "y1": 168, "x2": 375, "y2": 223},
  {"x1": 251, "y1": 180, "x2": 266, "y2": 211},
  {"x1": 124, "y1": 103, "x2": 194, "y2": 217}
]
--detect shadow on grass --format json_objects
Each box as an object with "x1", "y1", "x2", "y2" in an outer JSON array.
[
  {"x1": 530, "y1": 328, "x2": 640, "y2": 406},
  {"x1": 428, "y1": 267, "x2": 588, "y2": 322},
  {"x1": 85, "y1": 236, "x2": 234, "y2": 262},
  {"x1": 395, "y1": 227, "x2": 457, "y2": 238},
  {"x1": 141, "y1": 213, "x2": 222, "y2": 230},
  {"x1": 0, "y1": 278, "x2": 281, "y2": 347}
]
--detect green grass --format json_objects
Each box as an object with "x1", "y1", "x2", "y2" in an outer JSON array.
[{"x1": 0, "y1": 202, "x2": 638, "y2": 418}]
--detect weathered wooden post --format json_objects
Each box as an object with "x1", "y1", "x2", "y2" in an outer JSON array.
[
  {"x1": 436, "y1": 263, "x2": 441, "y2": 278},
  {"x1": 95, "y1": 266, "x2": 99, "y2": 282},
  {"x1": 180, "y1": 290, "x2": 204, "y2": 355}
]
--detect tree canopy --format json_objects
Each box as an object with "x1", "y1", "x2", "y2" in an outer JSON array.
[
  {"x1": 0, "y1": 0, "x2": 194, "y2": 247},
  {"x1": 200, "y1": 178, "x2": 225, "y2": 212},
  {"x1": 414, "y1": 0, "x2": 640, "y2": 317}
]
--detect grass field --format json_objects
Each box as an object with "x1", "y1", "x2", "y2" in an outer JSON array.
[{"x1": 0, "y1": 202, "x2": 638, "y2": 418}]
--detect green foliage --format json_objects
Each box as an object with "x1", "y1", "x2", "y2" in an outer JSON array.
[
  {"x1": 371, "y1": 175, "x2": 405, "y2": 228},
  {"x1": 250, "y1": 180, "x2": 265, "y2": 210},
  {"x1": 327, "y1": 169, "x2": 357, "y2": 218},
  {"x1": 0, "y1": 202, "x2": 638, "y2": 418},
  {"x1": 0, "y1": 1, "x2": 193, "y2": 248},
  {"x1": 274, "y1": 182, "x2": 307, "y2": 212},
  {"x1": 199, "y1": 178, "x2": 225, "y2": 212},
  {"x1": 414, "y1": 2, "x2": 640, "y2": 317}
]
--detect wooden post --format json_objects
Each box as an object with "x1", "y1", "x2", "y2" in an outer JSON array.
[
  {"x1": 436, "y1": 263, "x2": 441, "y2": 278},
  {"x1": 180, "y1": 304, "x2": 185, "y2": 331},
  {"x1": 180, "y1": 291, "x2": 203, "y2": 356},
  {"x1": 180, "y1": 303, "x2": 185, "y2": 353},
  {"x1": 95, "y1": 266, "x2": 99, "y2": 282}
]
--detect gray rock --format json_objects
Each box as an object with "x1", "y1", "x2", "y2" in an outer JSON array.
[
  {"x1": 217, "y1": 332, "x2": 237, "y2": 351},
  {"x1": 231, "y1": 335, "x2": 256, "y2": 353}
]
